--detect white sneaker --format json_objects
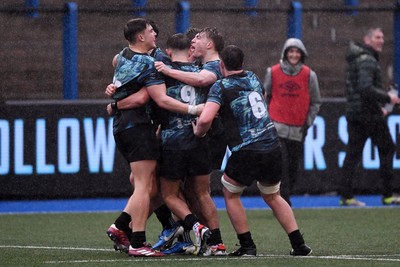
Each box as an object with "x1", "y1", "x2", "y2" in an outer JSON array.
[
  {"x1": 193, "y1": 222, "x2": 211, "y2": 255},
  {"x1": 203, "y1": 243, "x2": 227, "y2": 256}
]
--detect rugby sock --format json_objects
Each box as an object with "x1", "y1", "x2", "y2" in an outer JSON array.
[
  {"x1": 207, "y1": 228, "x2": 223, "y2": 245},
  {"x1": 183, "y1": 214, "x2": 199, "y2": 231},
  {"x1": 237, "y1": 231, "x2": 255, "y2": 247},
  {"x1": 180, "y1": 230, "x2": 193, "y2": 243},
  {"x1": 130, "y1": 231, "x2": 146, "y2": 248},
  {"x1": 114, "y1": 212, "x2": 132, "y2": 239},
  {"x1": 288, "y1": 229, "x2": 305, "y2": 249},
  {"x1": 154, "y1": 204, "x2": 174, "y2": 229}
]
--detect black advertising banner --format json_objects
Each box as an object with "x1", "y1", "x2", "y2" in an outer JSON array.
[
  {"x1": 295, "y1": 101, "x2": 400, "y2": 196},
  {"x1": 0, "y1": 100, "x2": 399, "y2": 199},
  {"x1": 0, "y1": 101, "x2": 132, "y2": 200}
]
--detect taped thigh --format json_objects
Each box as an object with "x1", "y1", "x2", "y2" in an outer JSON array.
[
  {"x1": 257, "y1": 181, "x2": 281, "y2": 195},
  {"x1": 221, "y1": 175, "x2": 246, "y2": 193}
]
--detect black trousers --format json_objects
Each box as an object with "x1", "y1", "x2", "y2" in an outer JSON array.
[
  {"x1": 340, "y1": 118, "x2": 395, "y2": 199},
  {"x1": 279, "y1": 138, "x2": 303, "y2": 206}
]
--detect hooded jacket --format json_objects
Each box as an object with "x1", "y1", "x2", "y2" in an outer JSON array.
[
  {"x1": 345, "y1": 41, "x2": 390, "y2": 122},
  {"x1": 264, "y1": 38, "x2": 321, "y2": 142}
]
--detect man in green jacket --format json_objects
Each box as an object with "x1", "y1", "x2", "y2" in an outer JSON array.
[{"x1": 340, "y1": 27, "x2": 400, "y2": 206}]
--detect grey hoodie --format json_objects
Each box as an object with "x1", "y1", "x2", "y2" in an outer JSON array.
[{"x1": 264, "y1": 38, "x2": 321, "y2": 142}]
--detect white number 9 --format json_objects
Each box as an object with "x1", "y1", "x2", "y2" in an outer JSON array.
[{"x1": 180, "y1": 85, "x2": 196, "y2": 105}]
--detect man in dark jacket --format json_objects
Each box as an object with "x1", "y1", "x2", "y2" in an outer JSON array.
[{"x1": 340, "y1": 27, "x2": 400, "y2": 206}]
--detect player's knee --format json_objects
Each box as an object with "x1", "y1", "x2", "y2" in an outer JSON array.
[
  {"x1": 257, "y1": 181, "x2": 281, "y2": 195},
  {"x1": 221, "y1": 175, "x2": 246, "y2": 194},
  {"x1": 129, "y1": 172, "x2": 135, "y2": 186},
  {"x1": 161, "y1": 193, "x2": 174, "y2": 206},
  {"x1": 149, "y1": 186, "x2": 158, "y2": 199}
]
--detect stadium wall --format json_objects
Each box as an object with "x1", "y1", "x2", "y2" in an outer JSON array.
[
  {"x1": 0, "y1": 0, "x2": 397, "y2": 100},
  {"x1": 1, "y1": 99, "x2": 399, "y2": 200}
]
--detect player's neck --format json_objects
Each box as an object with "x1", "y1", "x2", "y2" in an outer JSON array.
[
  {"x1": 171, "y1": 50, "x2": 189, "y2": 63},
  {"x1": 202, "y1": 50, "x2": 219, "y2": 64},
  {"x1": 128, "y1": 43, "x2": 150, "y2": 54},
  {"x1": 224, "y1": 69, "x2": 243, "y2": 77}
]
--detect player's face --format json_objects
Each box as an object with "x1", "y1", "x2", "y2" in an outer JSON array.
[
  {"x1": 286, "y1": 47, "x2": 302, "y2": 66},
  {"x1": 188, "y1": 42, "x2": 197, "y2": 62},
  {"x1": 365, "y1": 29, "x2": 384, "y2": 52},
  {"x1": 191, "y1": 32, "x2": 208, "y2": 58},
  {"x1": 143, "y1": 24, "x2": 157, "y2": 50}
]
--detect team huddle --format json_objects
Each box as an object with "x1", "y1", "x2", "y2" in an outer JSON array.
[
  {"x1": 102, "y1": 17, "x2": 319, "y2": 258},
  {"x1": 103, "y1": 17, "x2": 315, "y2": 258}
]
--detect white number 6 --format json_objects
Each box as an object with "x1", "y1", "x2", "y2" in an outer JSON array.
[{"x1": 248, "y1": 92, "x2": 266, "y2": 119}]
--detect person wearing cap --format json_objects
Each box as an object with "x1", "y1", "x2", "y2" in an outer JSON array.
[{"x1": 263, "y1": 38, "x2": 321, "y2": 206}]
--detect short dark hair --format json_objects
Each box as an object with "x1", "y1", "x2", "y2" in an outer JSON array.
[
  {"x1": 201, "y1": 27, "x2": 224, "y2": 53},
  {"x1": 124, "y1": 18, "x2": 149, "y2": 43},
  {"x1": 148, "y1": 19, "x2": 159, "y2": 38},
  {"x1": 220, "y1": 45, "x2": 244, "y2": 71},
  {"x1": 166, "y1": 33, "x2": 191, "y2": 50},
  {"x1": 365, "y1": 27, "x2": 383, "y2": 38},
  {"x1": 185, "y1": 27, "x2": 201, "y2": 41}
]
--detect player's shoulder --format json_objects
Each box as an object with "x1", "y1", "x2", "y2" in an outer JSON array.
[
  {"x1": 135, "y1": 53, "x2": 155, "y2": 63},
  {"x1": 202, "y1": 59, "x2": 220, "y2": 70}
]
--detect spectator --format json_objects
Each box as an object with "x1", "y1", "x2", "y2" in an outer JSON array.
[
  {"x1": 263, "y1": 38, "x2": 321, "y2": 206},
  {"x1": 340, "y1": 27, "x2": 400, "y2": 206}
]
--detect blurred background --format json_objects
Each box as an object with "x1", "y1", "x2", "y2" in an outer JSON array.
[{"x1": 0, "y1": 0, "x2": 397, "y2": 100}]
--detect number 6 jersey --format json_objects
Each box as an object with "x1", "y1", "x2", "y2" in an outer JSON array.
[{"x1": 207, "y1": 70, "x2": 279, "y2": 152}]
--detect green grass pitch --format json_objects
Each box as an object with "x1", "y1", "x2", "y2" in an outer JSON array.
[{"x1": 1, "y1": 208, "x2": 400, "y2": 267}]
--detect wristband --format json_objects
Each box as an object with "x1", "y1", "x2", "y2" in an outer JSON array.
[
  {"x1": 188, "y1": 105, "x2": 198, "y2": 115},
  {"x1": 111, "y1": 100, "x2": 118, "y2": 112}
]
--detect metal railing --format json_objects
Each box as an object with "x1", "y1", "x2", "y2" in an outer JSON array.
[{"x1": 1, "y1": 1, "x2": 399, "y2": 99}]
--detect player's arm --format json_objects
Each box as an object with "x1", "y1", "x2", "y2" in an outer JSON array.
[
  {"x1": 193, "y1": 101, "x2": 220, "y2": 137},
  {"x1": 146, "y1": 83, "x2": 203, "y2": 116},
  {"x1": 105, "y1": 83, "x2": 117, "y2": 98},
  {"x1": 105, "y1": 82, "x2": 149, "y2": 109},
  {"x1": 112, "y1": 54, "x2": 118, "y2": 68},
  {"x1": 306, "y1": 70, "x2": 322, "y2": 127},
  {"x1": 155, "y1": 61, "x2": 217, "y2": 87},
  {"x1": 263, "y1": 67, "x2": 272, "y2": 102},
  {"x1": 105, "y1": 84, "x2": 150, "y2": 116},
  {"x1": 357, "y1": 60, "x2": 390, "y2": 103},
  {"x1": 116, "y1": 87, "x2": 150, "y2": 109}
]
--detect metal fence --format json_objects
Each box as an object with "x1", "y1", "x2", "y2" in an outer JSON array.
[{"x1": 0, "y1": 0, "x2": 399, "y2": 100}]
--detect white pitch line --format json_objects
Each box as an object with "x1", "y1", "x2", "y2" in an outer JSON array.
[
  {"x1": 0, "y1": 245, "x2": 112, "y2": 252},
  {"x1": 44, "y1": 255, "x2": 400, "y2": 264},
  {"x1": 44, "y1": 257, "x2": 279, "y2": 264},
  {"x1": 1, "y1": 245, "x2": 399, "y2": 264},
  {"x1": 305, "y1": 255, "x2": 400, "y2": 262}
]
